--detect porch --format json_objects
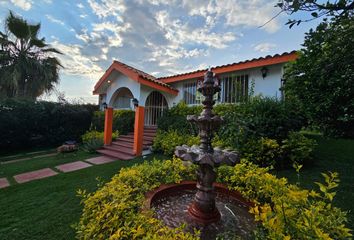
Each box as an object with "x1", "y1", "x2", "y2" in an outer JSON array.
[{"x1": 93, "y1": 60, "x2": 178, "y2": 157}]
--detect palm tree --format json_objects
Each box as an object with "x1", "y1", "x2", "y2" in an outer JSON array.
[{"x1": 0, "y1": 11, "x2": 62, "y2": 99}]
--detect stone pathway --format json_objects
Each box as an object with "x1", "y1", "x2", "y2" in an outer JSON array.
[
  {"x1": 85, "y1": 156, "x2": 116, "y2": 165},
  {"x1": 55, "y1": 161, "x2": 92, "y2": 173},
  {"x1": 14, "y1": 168, "x2": 58, "y2": 184},
  {"x1": 0, "y1": 178, "x2": 10, "y2": 189},
  {"x1": 0, "y1": 155, "x2": 122, "y2": 188}
]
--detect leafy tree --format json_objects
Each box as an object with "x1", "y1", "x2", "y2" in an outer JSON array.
[
  {"x1": 284, "y1": 16, "x2": 354, "y2": 137},
  {"x1": 0, "y1": 11, "x2": 62, "y2": 99},
  {"x1": 276, "y1": 0, "x2": 354, "y2": 27}
]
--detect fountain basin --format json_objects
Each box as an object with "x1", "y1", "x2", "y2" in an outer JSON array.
[{"x1": 144, "y1": 181, "x2": 257, "y2": 240}]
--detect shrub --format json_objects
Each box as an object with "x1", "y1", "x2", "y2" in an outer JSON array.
[
  {"x1": 91, "y1": 109, "x2": 135, "y2": 135},
  {"x1": 157, "y1": 102, "x2": 201, "y2": 135},
  {"x1": 81, "y1": 130, "x2": 118, "y2": 153},
  {"x1": 77, "y1": 159, "x2": 352, "y2": 239},
  {"x1": 218, "y1": 162, "x2": 352, "y2": 239},
  {"x1": 281, "y1": 132, "x2": 317, "y2": 166},
  {"x1": 76, "y1": 158, "x2": 198, "y2": 239},
  {"x1": 152, "y1": 130, "x2": 200, "y2": 155},
  {"x1": 241, "y1": 137, "x2": 283, "y2": 168},
  {"x1": 0, "y1": 99, "x2": 97, "y2": 150},
  {"x1": 219, "y1": 97, "x2": 306, "y2": 148}
]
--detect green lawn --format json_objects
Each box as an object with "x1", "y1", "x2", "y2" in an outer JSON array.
[
  {"x1": 275, "y1": 134, "x2": 354, "y2": 227},
  {"x1": 0, "y1": 153, "x2": 168, "y2": 240},
  {"x1": 0, "y1": 151, "x2": 98, "y2": 185}
]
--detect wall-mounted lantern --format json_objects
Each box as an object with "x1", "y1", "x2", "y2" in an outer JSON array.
[
  {"x1": 132, "y1": 98, "x2": 139, "y2": 108},
  {"x1": 261, "y1": 66, "x2": 269, "y2": 79},
  {"x1": 102, "y1": 102, "x2": 108, "y2": 110}
]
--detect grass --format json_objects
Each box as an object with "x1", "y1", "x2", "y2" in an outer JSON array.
[
  {"x1": 275, "y1": 134, "x2": 354, "y2": 227},
  {"x1": 0, "y1": 153, "x2": 168, "y2": 240},
  {"x1": 0, "y1": 151, "x2": 98, "y2": 184}
]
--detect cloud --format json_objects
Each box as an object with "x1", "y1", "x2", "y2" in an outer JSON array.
[
  {"x1": 50, "y1": 41, "x2": 104, "y2": 81},
  {"x1": 10, "y1": 0, "x2": 32, "y2": 11},
  {"x1": 183, "y1": 0, "x2": 280, "y2": 33},
  {"x1": 254, "y1": 43, "x2": 277, "y2": 52},
  {"x1": 45, "y1": 14, "x2": 65, "y2": 26},
  {"x1": 88, "y1": 0, "x2": 125, "y2": 21},
  {"x1": 77, "y1": 3, "x2": 84, "y2": 9}
]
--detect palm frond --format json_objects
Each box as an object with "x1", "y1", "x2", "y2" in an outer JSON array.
[{"x1": 6, "y1": 11, "x2": 30, "y2": 40}]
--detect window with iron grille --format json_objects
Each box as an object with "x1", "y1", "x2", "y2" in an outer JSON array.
[
  {"x1": 221, "y1": 74, "x2": 249, "y2": 103},
  {"x1": 183, "y1": 81, "x2": 201, "y2": 105}
]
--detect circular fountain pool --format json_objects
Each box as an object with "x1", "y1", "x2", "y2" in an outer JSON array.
[{"x1": 146, "y1": 182, "x2": 256, "y2": 240}]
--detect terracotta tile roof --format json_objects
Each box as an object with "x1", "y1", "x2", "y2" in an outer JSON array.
[
  {"x1": 93, "y1": 60, "x2": 178, "y2": 95},
  {"x1": 158, "y1": 51, "x2": 298, "y2": 83},
  {"x1": 112, "y1": 60, "x2": 177, "y2": 91}
]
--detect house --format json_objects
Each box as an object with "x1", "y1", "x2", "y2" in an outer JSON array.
[{"x1": 93, "y1": 51, "x2": 297, "y2": 157}]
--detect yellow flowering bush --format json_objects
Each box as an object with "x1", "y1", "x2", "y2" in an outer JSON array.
[
  {"x1": 76, "y1": 159, "x2": 352, "y2": 239},
  {"x1": 217, "y1": 161, "x2": 352, "y2": 239}
]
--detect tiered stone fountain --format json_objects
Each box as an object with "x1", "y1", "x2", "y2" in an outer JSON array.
[
  {"x1": 174, "y1": 69, "x2": 239, "y2": 224},
  {"x1": 147, "y1": 69, "x2": 255, "y2": 239}
]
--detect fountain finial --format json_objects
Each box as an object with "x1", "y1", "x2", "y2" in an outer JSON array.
[{"x1": 175, "y1": 69, "x2": 240, "y2": 224}]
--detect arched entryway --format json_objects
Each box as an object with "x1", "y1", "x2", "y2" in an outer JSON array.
[
  {"x1": 144, "y1": 91, "x2": 168, "y2": 126},
  {"x1": 109, "y1": 87, "x2": 133, "y2": 109}
]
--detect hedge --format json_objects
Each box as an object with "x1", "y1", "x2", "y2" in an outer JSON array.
[
  {"x1": 76, "y1": 159, "x2": 352, "y2": 239},
  {"x1": 0, "y1": 99, "x2": 98, "y2": 150},
  {"x1": 91, "y1": 109, "x2": 135, "y2": 135}
]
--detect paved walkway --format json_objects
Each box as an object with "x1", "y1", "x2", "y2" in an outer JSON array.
[
  {"x1": 0, "y1": 178, "x2": 10, "y2": 189},
  {"x1": 0, "y1": 156, "x2": 120, "y2": 188}
]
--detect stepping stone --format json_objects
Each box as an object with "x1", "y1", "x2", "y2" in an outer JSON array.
[
  {"x1": 85, "y1": 156, "x2": 117, "y2": 165},
  {"x1": 55, "y1": 161, "x2": 92, "y2": 173},
  {"x1": 0, "y1": 178, "x2": 10, "y2": 189},
  {"x1": 14, "y1": 168, "x2": 58, "y2": 184}
]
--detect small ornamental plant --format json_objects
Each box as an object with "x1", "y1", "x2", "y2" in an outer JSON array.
[{"x1": 76, "y1": 158, "x2": 352, "y2": 239}]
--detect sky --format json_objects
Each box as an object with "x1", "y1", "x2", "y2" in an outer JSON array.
[{"x1": 0, "y1": 0, "x2": 321, "y2": 103}]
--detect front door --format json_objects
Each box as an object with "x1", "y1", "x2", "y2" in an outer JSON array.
[{"x1": 144, "y1": 91, "x2": 168, "y2": 126}]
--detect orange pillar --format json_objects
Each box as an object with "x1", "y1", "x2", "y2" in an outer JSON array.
[
  {"x1": 103, "y1": 107, "x2": 113, "y2": 145},
  {"x1": 133, "y1": 106, "x2": 145, "y2": 156}
]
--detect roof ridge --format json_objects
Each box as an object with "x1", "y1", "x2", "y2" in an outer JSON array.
[{"x1": 113, "y1": 60, "x2": 158, "y2": 81}]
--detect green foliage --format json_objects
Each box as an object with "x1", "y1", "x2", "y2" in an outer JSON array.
[
  {"x1": 241, "y1": 137, "x2": 283, "y2": 168},
  {"x1": 282, "y1": 132, "x2": 317, "y2": 166},
  {"x1": 77, "y1": 159, "x2": 352, "y2": 239},
  {"x1": 276, "y1": 0, "x2": 354, "y2": 28},
  {"x1": 157, "y1": 102, "x2": 202, "y2": 134},
  {"x1": 0, "y1": 99, "x2": 97, "y2": 150},
  {"x1": 218, "y1": 161, "x2": 352, "y2": 239},
  {"x1": 152, "y1": 130, "x2": 200, "y2": 155},
  {"x1": 76, "y1": 158, "x2": 198, "y2": 240},
  {"x1": 0, "y1": 11, "x2": 62, "y2": 99},
  {"x1": 91, "y1": 109, "x2": 135, "y2": 135},
  {"x1": 284, "y1": 16, "x2": 354, "y2": 137},
  {"x1": 81, "y1": 130, "x2": 119, "y2": 153},
  {"x1": 219, "y1": 97, "x2": 306, "y2": 147}
]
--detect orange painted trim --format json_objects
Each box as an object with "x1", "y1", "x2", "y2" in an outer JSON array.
[
  {"x1": 133, "y1": 106, "x2": 145, "y2": 156},
  {"x1": 160, "y1": 52, "x2": 298, "y2": 83},
  {"x1": 103, "y1": 107, "x2": 113, "y2": 145},
  {"x1": 138, "y1": 77, "x2": 178, "y2": 95},
  {"x1": 93, "y1": 62, "x2": 178, "y2": 95}
]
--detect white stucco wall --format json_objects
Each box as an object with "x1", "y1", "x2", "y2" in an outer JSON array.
[
  {"x1": 105, "y1": 72, "x2": 140, "y2": 109},
  {"x1": 249, "y1": 64, "x2": 283, "y2": 98}
]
